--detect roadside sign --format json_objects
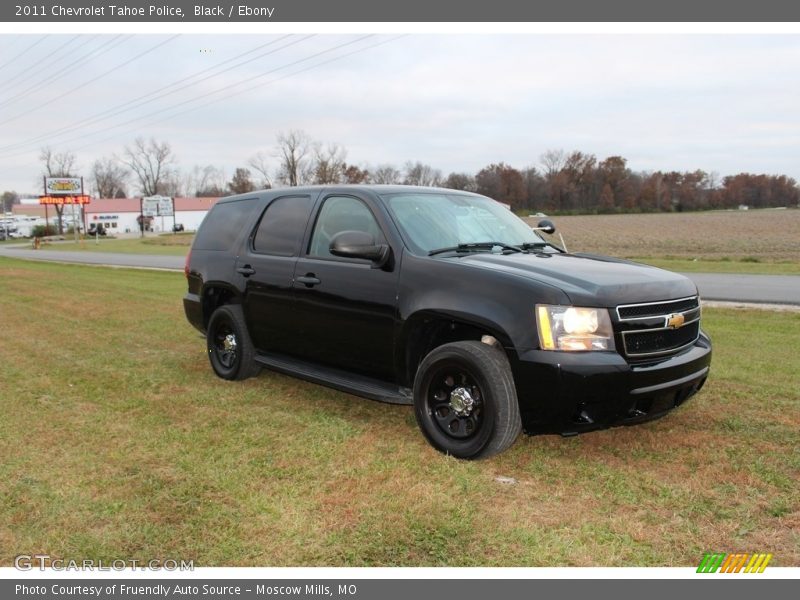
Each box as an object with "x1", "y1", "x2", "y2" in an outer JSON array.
[
  {"x1": 45, "y1": 177, "x2": 82, "y2": 195},
  {"x1": 142, "y1": 195, "x2": 173, "y2": 216},
  {"x1": 142, "y1": 197, "x2": 159, "y2": 217},
  {"x1": 158, "y1": 197, "x2": 174, "y2": 216}
]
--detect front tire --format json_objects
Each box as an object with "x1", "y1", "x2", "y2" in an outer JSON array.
[
  {"x1": 206, "y1": 304, "x2": 260, "y2": 381},
  {"x1": 413, "y1": 341, "x2": 521, "y2": 459}
]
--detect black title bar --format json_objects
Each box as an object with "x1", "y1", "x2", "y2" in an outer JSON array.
[{"x1": 3, "y1": 0, "x2": 800, "y2": 22}]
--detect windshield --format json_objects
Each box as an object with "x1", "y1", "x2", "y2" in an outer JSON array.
[{"x1": 383, "y1": 192, "x2": 547, "y2": 255}]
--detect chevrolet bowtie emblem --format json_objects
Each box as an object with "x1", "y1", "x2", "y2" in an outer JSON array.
[{"x1": 666, "y1": 313, "x2": 685, "y2": 329}]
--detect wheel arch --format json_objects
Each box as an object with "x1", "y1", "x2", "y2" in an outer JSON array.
[
  {"x1": 398, "y1": 310, "x2": 519, "y2": 389},
  {"x1": 201, "y1": 281, "x2": 244, "y2": 329}
]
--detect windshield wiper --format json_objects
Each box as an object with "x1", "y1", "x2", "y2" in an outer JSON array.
[
  {"x1": 428, "y1": 242, "x2": 524, "y2": 256},
  {"x1": 520, "y1": 241, "x2": 564, "y2": 252}
]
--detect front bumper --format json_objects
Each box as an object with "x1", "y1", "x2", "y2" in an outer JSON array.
[{"x1": 512, "y1": 331, "x2": 712, "y2": 435}]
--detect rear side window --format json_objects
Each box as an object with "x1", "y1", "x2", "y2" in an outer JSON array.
[
  {"x1": 193, "y1": 199, "x2": 259, "y2": 251},
  {"x1": 252, "y1": 195, "x2": 312, "y2": 256}
]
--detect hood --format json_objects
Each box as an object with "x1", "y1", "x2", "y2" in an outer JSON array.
[{"x1": 457, "y1": 252, "x2": 697, "y2": 307}]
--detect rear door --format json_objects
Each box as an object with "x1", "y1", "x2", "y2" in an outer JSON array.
[{"x1": 239, "y1": 193, "x2": 314, "y2": 355}]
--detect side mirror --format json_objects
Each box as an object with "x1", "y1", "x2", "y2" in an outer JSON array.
[
  {"x1": 330, "y1": 230, "x2": 391, "y2": 268},
  {"x1": 534, "y1": 219, "x2": 556, "y2": 235}
]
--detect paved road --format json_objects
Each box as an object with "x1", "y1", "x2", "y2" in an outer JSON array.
[
  {"x1": 685, "y1": 273, "x2": 799, "y2": 305},
  {"x1": 1, "y1": 246, "x2": 798, "y2": 305},
  {"x1": 0, "y1": 247, "x2": 184, "y2": 270}
]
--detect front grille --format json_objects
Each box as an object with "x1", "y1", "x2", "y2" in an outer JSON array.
[
  {"x1": 617, "y1": 296, "x2": 699, "y2": 319},
  {"x1": 616, "y1": 295, "x2": 701, "y2": 358},
  {"x1": 623, "y1": 320, "x2": 700, "y2": 356}
]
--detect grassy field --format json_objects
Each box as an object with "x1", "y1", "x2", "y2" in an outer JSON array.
[
  {"x1": 525, "y1": 208, "x2": 800, "y2": 274},
  {"x1": 0, "y1": 257, "x2": 797, "y2": 567}
]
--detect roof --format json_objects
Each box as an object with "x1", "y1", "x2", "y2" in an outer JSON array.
[{"x1": 219, "y1": 185, "x2": 478, "y2": 204}]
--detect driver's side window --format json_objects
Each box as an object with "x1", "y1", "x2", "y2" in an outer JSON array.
[{"x1": 309, "y1": 196, "x2": 384, "y2": 258}]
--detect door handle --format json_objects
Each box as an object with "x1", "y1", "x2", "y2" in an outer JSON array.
[
  {"x1": 296, "y1": 273, "x2": 321, "y2": 287},
  {"x1": 237, "y1": 265, "x2": 256, "y2": 276}
]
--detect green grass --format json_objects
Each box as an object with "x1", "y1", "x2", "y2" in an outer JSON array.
[
  {"x1": 31, "y1": 234, "x2": 192, "y2": 256},
  {"x1": 0, "y1": 257, "x2": 798, "y2": 567},
  {"x1": 629, "y1": 257, "x2": 800, "y2": 275}
]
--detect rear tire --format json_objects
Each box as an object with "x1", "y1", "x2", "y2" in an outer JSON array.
[
  {"x1": 413, "y1": 341, "x2": 521, "y2": 459},
  {"x1": 206, "y1": 304, "x2": 261, "y2": 381}
]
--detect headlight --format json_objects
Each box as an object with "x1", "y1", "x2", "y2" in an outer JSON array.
[{"x1": 536, "y1": 305, "x2": 615, "y2": 351}]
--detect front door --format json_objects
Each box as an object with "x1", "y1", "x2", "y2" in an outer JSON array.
[{"x1": 291, "y1": 194, "x2": 399, "y2": 381}]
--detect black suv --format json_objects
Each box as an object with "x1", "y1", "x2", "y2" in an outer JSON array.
[{"x1": 184, "y1": 185, "x2": 711, "y2": 458}]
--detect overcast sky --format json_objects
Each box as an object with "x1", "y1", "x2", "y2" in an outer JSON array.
[{"x1": 1, "y1": 33, "x2": 798, "y2": 195}]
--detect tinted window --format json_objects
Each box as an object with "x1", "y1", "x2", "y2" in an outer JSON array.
[
  {"x1": 252, "y1": 195, "x2": 312, "y2": 256},
  {"x1": 308, "y1": 196, "x2": 385, "y2": 258},
  {"x1": 193, "y1": 199, "x2": 259, "y2": 251}
]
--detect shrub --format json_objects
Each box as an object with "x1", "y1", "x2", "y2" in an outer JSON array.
[{"x1": 31, "y1": 224, "x2": 58, "y2": 237}]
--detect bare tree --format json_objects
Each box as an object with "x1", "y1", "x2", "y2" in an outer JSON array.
[
  {"x1": 403, "y1": 161, "x2": 442, "y2": 187},
  {"x1": 247, "y1": 151, "x2": 273, "y2": 189},
  {"x1": 39, "y1": 146, "x2": 78, "y2": 234},
  {"x1": 121, "y1": 137, "x2": 176, "y2": 196},
  {"x1": 370, "y1": 164, "x2": 401, "y2": 184},
  {"x1": 313, "y1": 143, "x2": 347, "y2": 184},
  {"x1": 159, "y1": 170, "x2": 185, "y2": 197},
  {"x1": 540, "y1": 149, "x2": 566, "y2": 178},
  {"x1": 185, "y1": 164, "x2": 225, "y2": 197},
  {"x1": 275, "y1": 130, "x2": 313, "y2": 187},
  {"x1": 90, "y1": 158, "x2": 128, "y2": 198}
]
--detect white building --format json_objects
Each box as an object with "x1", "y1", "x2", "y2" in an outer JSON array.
[
  {"x1": 86, "y1": 197, "x2": 221, "y2": 233},
  {"x1": 13, "y1": 197, "x2": 220, "y2": 234}
]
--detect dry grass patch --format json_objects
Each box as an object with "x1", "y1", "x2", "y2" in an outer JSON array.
[{"x1": 525, "y1": 208, "x2": 800, "y2": 273}]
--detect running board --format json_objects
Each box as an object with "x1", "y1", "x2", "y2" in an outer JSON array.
[{"x1": 254, "y1": 351, "x2": 413, "y2": 405}]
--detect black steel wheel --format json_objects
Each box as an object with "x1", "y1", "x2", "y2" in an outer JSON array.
[
  {"x1": 206, "y1": 304, "x2": 260, "y2": 381},
  {"x1": 413, "y1": 341, "x2": 521, "y2": 459}
]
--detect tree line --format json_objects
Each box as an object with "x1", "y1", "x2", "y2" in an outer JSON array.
[{"x1": 4, "y1": 130, "x2": 797, "y2": 233}]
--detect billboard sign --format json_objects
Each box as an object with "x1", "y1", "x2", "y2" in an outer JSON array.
[
  {"x1": 142, "y1": 197, "x2": 158, "y2": 217},
  {"x1": 158, "y1": 197, "x2": 174, "y2": 216},
  {"x1": 45, "y1": 177, "x2": 82, "y2": 195},
  {"x1": 142, "y1": 195, "x2": 173, "y2": 217}
]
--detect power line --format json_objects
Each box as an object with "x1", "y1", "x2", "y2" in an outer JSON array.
[
  {"x1": 0, "y1": 36, "x2": 48, "y2": 73},
  {"x1": 0, "y1": 35, "x2": 333, "y2": 157},
  {"x1": 0, "y1": 34, "x2": 309, "y2": 153},
  {"x1": 0, "y1": 35, "x2": 130, "y2": 110},
  {"x1": 1, "y1": 35, "x2": 98, "y2": 95},
  {"x1": 0, "y1": 35, "x2": 405, "y2": 164},
  {"x1": 61, "y1": 36, "x2": 376, "y2": 153},
  {"x1": 0, "y1": 35, "x2": 181, "y2": 128},
  {"x1": 2, "y1": 36, "x2": 80, "y2": 90},
  {"x1": 70, "y1": 35, "x2": 405, "y2": 156}
]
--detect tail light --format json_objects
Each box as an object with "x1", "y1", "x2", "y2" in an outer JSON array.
[{"x1": 184, "y1": 249, "x2": 191, "y2": 278}]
